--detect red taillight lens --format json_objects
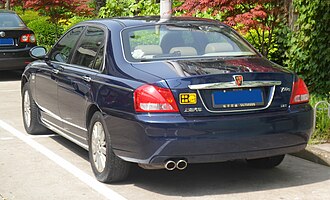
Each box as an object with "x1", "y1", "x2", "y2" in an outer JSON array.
[
  {"x1": 134, "y1": 85, "x2": 179, "y2": 113},
  {"x1": 290, "y1": 77, "x2": 309, "y2": 105},
  {"x1": 20, "y1": 34, "x2": 36, "y2": 43}
]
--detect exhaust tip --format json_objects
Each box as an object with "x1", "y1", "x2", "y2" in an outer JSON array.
[
  {"x1": 176, "y1": 160, "x2": 188, "y2": 170},
  {"x1": 165, "y1": 160, "x2": 176, "y2": 171}
]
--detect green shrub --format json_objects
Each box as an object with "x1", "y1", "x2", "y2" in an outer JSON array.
[
  {"x1": 61, "y1": 16, "x2": 95, "y2": 34},
  {"x1": 285, "y1": 0, "x2": 330, "y2": 96},
  {"x1": 27, "y1": 18, "x2": 62, "y2": 49}
]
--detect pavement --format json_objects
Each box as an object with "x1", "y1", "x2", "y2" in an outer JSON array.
[{"x1": 292, "y1": 143, "x2": 330, "y2": 167}]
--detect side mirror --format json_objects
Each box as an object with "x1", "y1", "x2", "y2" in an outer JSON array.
[{"x1": 30, "y1": 46, "x2": 47, "y2": 59}]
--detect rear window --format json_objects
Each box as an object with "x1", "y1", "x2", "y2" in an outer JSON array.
[
  {"x1": 0, "y1": 13, "x2": 25, "y2": 27},
  {"x1": 122, "y1": 23, "x2": 257, "y2": 62}
]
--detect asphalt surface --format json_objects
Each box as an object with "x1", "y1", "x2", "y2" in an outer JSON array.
[{"x1": 0, "y1": 70, "x2": 329, "y2": 200}]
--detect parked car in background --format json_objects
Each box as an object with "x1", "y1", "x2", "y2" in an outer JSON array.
[
  {"x1": 21, "y1": 16, "x2": 313, "y2": 183},
  {"x1": 0, "y1": 9, "x2": 36, "y2": 71}
]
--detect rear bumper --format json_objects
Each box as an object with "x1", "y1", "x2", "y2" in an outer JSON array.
[
  {"x1": 0, "y1": 48, "x2": 34, "y2": 70},
  {"x1": 104, "y1": 104, "x2": 313, "y2": 164}
]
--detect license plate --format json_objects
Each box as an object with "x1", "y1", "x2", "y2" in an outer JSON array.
[
  {"x1": 212, "y1": 88, "x2": 264, "y2": 108},
  {"x1": 0, "y1": 38, "x2": 14, "y2": 46}
]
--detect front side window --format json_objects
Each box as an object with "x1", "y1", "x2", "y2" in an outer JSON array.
[
  {"x1": 122, "y1": 23, "x2": 257, "y2": 62},
  {"x1": 71, "y1": 26, "x2": 105, "y2": 70},
  {"x1": 49, "y1": 26, "x2": 84, "y2": 63}
]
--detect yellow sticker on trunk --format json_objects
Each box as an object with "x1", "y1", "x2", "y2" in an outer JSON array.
[{"x1": 180, "y1": 93, "x2": 197, "y2": 104}]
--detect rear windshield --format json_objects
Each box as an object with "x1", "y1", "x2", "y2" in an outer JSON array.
[
  {"x1": 122, "y1": 23, "x2": 257, "y2": 62},
  {"x1": 0, "y1": 13, "x2": 25, "y2": 27}
]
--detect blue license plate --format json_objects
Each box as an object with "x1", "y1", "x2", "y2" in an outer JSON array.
[
  {"x1": 212, "y1": 88, "x2": 264, "y2": 108},
  {"x1": 0, "y1": 38, "x2": 14, "y2": 46}
]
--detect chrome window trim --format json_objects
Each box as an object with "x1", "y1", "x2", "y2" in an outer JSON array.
[
  {"x1": 189, "y1": 80, "x2": 282, "y2": 90},
  {"x1": 196, "y1": 85, "x2": 277, "y2": 113}
]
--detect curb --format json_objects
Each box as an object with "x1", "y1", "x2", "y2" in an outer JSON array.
[{"x1": 291, "y1": 145, "x2": 330, "y2": 167}]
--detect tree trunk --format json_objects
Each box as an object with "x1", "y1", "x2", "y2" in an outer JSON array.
[
  {"x1": 5, "y1": 0, "x2": 10, "y2": 10},
  {"x1": 95, "y1": 0, "x2": 106, "y2": 12},
  {"x1": 284, "y1": 0, "x2": 298, "y2": 30}
]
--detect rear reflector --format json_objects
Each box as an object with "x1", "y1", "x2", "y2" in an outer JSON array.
[
  {"x1": 134, "y1": 84, "x2": 179, "y2": 113},
  {"x1": 290, "y1": 77, "x2": 309, "y2": 105}
]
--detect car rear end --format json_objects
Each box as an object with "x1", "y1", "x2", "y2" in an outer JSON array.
[
  {"x1": 0, "y1": 10, "x2": 36, "y2": 70},
  {"x1": 108, "y1": 18, "x2": 314, "y2": 168}
]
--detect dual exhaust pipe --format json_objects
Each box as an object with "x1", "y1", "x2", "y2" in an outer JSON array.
[{"x1": 165, "y1": 159, "x2": 188, "y2": 171}]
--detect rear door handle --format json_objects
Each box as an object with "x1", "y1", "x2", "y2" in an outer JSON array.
[{"x1": 82, "y1": 75, "x2": 92, "y2": 82}]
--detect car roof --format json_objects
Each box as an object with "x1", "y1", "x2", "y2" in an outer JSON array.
[
  {"x1": 0, "y1": 9, "x2": 17, "y2": 14},
  {"x1": 84, "y1": 16, "x2": 226, "y2": 28}
]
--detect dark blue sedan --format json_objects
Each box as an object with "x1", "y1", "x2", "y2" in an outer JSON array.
[{"x1": 21, "y1": 16, "x2": 313, "y2": 183}]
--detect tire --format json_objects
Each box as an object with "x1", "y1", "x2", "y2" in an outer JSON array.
[
  {"x1": 88, "y1": 111, "x2": 130, "y2": 183},
  {"x1": 22, "y1": 84, "x2": 48, "y2": 135},
  {"x1": 246, "y1": 154, "x2": 285, "y2": 169}
]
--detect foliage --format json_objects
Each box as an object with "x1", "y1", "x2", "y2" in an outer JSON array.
[
  {"x1": 285, "y1": 0, "x2": 330, "y2": 95},
  {"x1": 27, "y1": 17, "x2": 60, "y2": 49},
  {"x1": 99, "y1": 0, "x2": 138, "y2": 17},
  {"x1": 10, "y1": 0, "x2": 94, "y2": 39},
  {"x1": 309, "y1": 94, "x2": 330, "y2": 143},
  {"x1": 177, "y1": 0, "x2": 287, "y2": 59},
  {"x1": 15, "y1": 9, "x2": 40, "y2": 25},
  {"x1": 61, "y1": 16, "x2": 95, "y2": 33},
  {"x1": 99, "y1": 0, "x2": 182, "y2": 18}
]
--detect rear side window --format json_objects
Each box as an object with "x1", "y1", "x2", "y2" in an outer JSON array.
[
  {"x1": 0, "y1": 13, "x2": 25, "y2": 27},
  {"x1": 49, "y1": 26, "x2": 84, "y2": 63},
  {"x1": 71, "y1": 26, "x2": 105, "y2": 70}
]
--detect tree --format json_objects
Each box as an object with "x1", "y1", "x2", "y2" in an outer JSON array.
[
  {"x1": 23, "y1": 0, "x2": 93, "y2": 38},
  {"x1": 177, "y1": 0, "x2": 287, "y2": 58}
]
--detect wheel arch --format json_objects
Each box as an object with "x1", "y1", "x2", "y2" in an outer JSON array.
[
  {"x1": 21, "y1": 75, "x2": 29, "y2": 94},
  {"x1": 86, "y1": 104, "x2": 101, "y2": 132}
]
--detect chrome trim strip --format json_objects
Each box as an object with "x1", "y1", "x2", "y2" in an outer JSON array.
[
  {"x1": 197, "y1": 85, "x2": 277, "y2": 113},
  {"x1": 93, "y1": 80, "x2": 134, "y2": 92},
  {"x1": 189, "y1": 81, "x2": 282, "y2": 90},
  {"x1": 41, "y1": 118, "x2": 89, "y2": 150},
  {"x1": 38, "y1": 105, "x2": 87, "y2": 132}
]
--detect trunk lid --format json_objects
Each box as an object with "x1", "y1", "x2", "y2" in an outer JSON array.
[
  {"x1": 0, "y1": 28, "x2": 34, "y2": 50},
  {"x1": 132, "y1": 57, "x2": 294, "y2": 116}
]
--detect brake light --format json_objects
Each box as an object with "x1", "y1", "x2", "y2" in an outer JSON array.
[
  {"x1": 134, "y1": 84, "x2": 179, "y2": 113},
  {"x1": 290, "y1": 77, "x2": 309, "y2": 105},
  {"x1": 20, "y1": 34, "x2": 36, "y2": 43}
]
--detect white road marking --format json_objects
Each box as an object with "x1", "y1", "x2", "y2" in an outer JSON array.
[
  {"x1": 28, "y1": 134, "x2": 59, "y2": 138},
  {"x1": 0, "y1": 90, "x2": 20, "y2": 92},
  {"x1": 0, "y1": 137, "x2": 14, "y2": 140},
  {"x1": 0, "y1": 120, "x2": 127, "y2": 200}
]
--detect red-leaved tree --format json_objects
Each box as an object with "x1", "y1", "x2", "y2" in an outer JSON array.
[
  {"x1": 21, "y1": 0, "x2": 93, "y2": 37},
  {"x1": 178, "y1": 0, "x2": 286, "y2": 58}
]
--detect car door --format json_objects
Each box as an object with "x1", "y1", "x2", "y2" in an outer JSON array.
[
  {"x1": 57, "y1": 25, "x2": 106, "y2": 143},
  {"x1": 35, "y1": 26, "x2": 85, "y2": 128}
]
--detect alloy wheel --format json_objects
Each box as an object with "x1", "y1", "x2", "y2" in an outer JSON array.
[
  {"x1": 23, "y1": 90, "x2": 31, "y2": 128},
  {"x1": 91, "y1": 121, "x2": 107, "y2": 173}
]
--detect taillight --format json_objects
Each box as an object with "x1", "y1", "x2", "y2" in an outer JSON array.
[
  {"x1": 20, "y1": 34, "x2": 36, "y2": 43},
  {"x1": 290, "y1": 77, "x2": 309, "y2": 105},
  {"x1": 134, "y1": 84, "x2": 179, "y2": 113}
]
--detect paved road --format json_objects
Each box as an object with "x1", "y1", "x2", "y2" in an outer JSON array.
[{"x1": 0, "y1": 71, "x2": 329, "y2": 200}]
